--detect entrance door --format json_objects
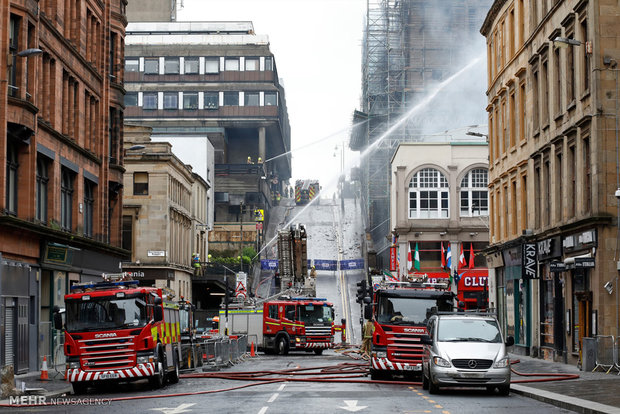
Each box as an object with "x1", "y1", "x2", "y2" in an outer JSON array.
[
  {"x1": 16, "y1": 297, "x2": 29, "y2": 373},
  {"x1": 4, "y1": 299, "x2": 15, "y2": 368}
]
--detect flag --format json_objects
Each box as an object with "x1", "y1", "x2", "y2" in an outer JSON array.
[
  {"x1": 441, "y1": 243, "x2": 446, "y2": 269},
  {"x1": 469, "y1": 243, "x2": 475, "y2": 269},
  {"x1": 414, "y1": 243, "x2": 421, "y2": 271},
  {"x1": 407, "y1": 242, "x2": 412, "y2": 272},
  {"x1": 458, "y1": 243, "x2": 467, "y2": 270},
  {"x1": 446, "y1": 244, "x2": 452, "y2": 270}
]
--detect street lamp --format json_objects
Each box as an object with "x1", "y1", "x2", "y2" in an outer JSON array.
[{"x1": 552, "y1": 37, "x2": 582, "y2": 48}]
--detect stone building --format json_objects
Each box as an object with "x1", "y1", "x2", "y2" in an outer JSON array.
[
  {"x1": 481, "y1": 0, "x2": 620, "y2": 364},
  {"x1": 123, "y1": 125, "x2": 211, "y2": 302},
  {"x1": 390, "y1": 128, "x2": 490, "y2": 308},
  {"x1": 0, "y1": 0, "x2": 127, "y2": 373}
]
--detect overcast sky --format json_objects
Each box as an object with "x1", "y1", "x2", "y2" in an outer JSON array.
[{"x1": 177, "y1": 0, "x2": 366, "y2": 196}]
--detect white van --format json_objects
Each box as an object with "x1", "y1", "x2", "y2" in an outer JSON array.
[{"x1": 421, "y1": 313, "x2": 514, "y2": 395}]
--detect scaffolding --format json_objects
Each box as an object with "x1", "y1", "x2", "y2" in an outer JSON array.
[{"x1": 359, "y1": 0, "x2": 492, "y2": 263}]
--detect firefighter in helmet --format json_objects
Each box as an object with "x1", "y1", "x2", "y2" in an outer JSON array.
[
  {"x1": 361, "y1": 317, "x2": 374, "y2": 357},
  {"x1": 310, "y1": 265, "x2": 317, "y2": 278}
]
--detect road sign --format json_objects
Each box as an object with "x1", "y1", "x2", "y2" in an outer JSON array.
[
  {"x1": 254, "y1": 209, "x2": 264, "y2": 222},
  {"x1": 256, "y1": 222, "x2": 263, "y2": 230}
]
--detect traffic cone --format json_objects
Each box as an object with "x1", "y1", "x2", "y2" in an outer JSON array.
[
  {"x1": 40, "y1": 356, "x2": 49, "y2": 381},
  {"x1": 250, "y1": 342, "x2": 256, "y2": 357}
]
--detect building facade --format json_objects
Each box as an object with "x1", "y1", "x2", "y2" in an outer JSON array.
[
  {"x1": 390, "y1": 129, "x2": 490, "y2": 308},
  {"x1": 123, "y1": 22, "x2": 292, "y2": 256},
  {"x1": 481, "y1": 0, "x2": 620, "y2": 363},
  {"x1": 0, "y1": 0, "x2": 127, "y2": 373},
  {"x1": 122, "y1": 125, "x2": 210, "y2": 302}
]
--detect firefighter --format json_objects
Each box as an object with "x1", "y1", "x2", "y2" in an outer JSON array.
[
  {"x1": 276, "y1": 192, "x2": 281, "y2": 205},
  {"x1": 247, "y1": 156, "x2": 253, "y2": 164},
  {"x1": 257, "y1": 157, "x2": 263, "y2": 164},
  {"x1": 361, "y1": 318, "x2": 374, "y2": 357},
  {"x1": 309, "y1": 265, "x2": 316, "y2": 278}
]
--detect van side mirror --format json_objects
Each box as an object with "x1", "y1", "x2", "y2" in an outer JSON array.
[
  {"x1": 154, "y1": 305, "x2": 163, "y2": 322},
  {"x1": 420, "y1": 335, "x2": 433, "y2": 345},
  {"x1": 505, "y1": 336, "x2": 515, "y2": 347}
]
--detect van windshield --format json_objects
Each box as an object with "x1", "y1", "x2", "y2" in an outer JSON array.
[{"x1": 437, "y1": 318, "x2": 502, "y2": 343}]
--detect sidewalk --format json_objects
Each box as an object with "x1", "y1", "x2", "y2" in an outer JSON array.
[
  {"x1": 0, "y1": 369, "x2": 72, "y2": 404},
  {"x1": 509, "y1": 353, "x2": 620, "y2": 414}
]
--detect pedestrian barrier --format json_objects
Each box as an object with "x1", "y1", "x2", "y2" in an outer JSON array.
[
  {"x1": 614, "y1": 337, "x2": 620, "y2": 375},
  {"x1": 593, "y1": 335, "x2": 618, "y2": 373},
  {"x1": 199, "y1": 335, "x2": 248, "y2": 370}
]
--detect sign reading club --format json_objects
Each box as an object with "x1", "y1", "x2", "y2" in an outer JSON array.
[{"x1": 522, "y1": 243, "x2": 538, "y2": 279}]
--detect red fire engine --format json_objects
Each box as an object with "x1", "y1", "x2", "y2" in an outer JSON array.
[
  {"x1": 221, "y1": 296, "x2": 335, "y2": 355},
  {"x1": 55, "y1": 274, "x2": 182, "y2": 393},
  {"x1": 368, "y1": 280, "x2": 455, "y2": 380}
]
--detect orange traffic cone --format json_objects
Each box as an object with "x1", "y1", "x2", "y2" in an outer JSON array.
[
  {"x1": 250, "y1": 342, "x2": 256, "y2": 357},
  {"x1": 40, "y1": 356, "x2": 49, "y2": 381}
]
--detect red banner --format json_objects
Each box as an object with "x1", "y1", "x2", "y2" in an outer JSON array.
[{"x1": 389, "y1": 247, "x2": 397, "y2": 271}]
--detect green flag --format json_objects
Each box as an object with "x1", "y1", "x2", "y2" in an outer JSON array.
[{"x1": 414, "y1": 243, "x2": 421, "y2": 271}]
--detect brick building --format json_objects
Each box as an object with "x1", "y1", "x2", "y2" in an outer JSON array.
[
  {"x1": 0, "y1": 0, "x2": 127, "y2": 373},
  {"x1": 481, "y1": 0, "x2": 620, "y2": 364}
]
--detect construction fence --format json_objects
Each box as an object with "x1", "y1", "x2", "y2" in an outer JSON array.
[{"x1": 199, "y1": 335, "x2": 249, "y2": 369}]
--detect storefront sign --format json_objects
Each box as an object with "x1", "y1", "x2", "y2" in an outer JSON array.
[
  {"x1": 148, "y1": 251, "x2": 166, "y2": 257},
  {"x1": 537, "y1": 236, "x2": 562, "y2": 261},
  {"x1": 123, "y1": 268, "x2": 174, "y2": 280},
  {"x1": 563, "y1": 229, "x2": 597, "y2": 253},
  {"x1": 43, "y1": 243, "x2": 73, "y2": 266},
  {"x1": 575, "y1": 257, "x2": 595, "y2": 268},
  {"x1": 522, "y1": 243, "x2": 538, "y2": 279},
  {"x1": 389, "y1": 247, "x2": 397, "y2": 271},
  {"x1": 549, "y1": 261, "x2": 566, "y2": 272}
]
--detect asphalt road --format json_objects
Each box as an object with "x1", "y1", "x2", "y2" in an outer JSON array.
[{"x1": 10, "y1": 351, "x2": 573, "y2": 414}]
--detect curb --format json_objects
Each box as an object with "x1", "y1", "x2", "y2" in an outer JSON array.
[{"x1": 511, "y1": 384, "x2": 620, "y2": 414}]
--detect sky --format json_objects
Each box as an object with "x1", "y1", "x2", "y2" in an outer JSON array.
[{"x1": 176, "y1": 0, "x2": 366, "y2": 196}]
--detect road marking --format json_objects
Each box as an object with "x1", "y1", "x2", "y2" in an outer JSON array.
[
  {"x1": 268, "y1": 393, "x2": 279, "y2": 403},
  {"x1": 150, "y1": 403, "x2": 195, "y2": 414},
  {"x1": 434, "y1": 405, "x2": 443, "y2": 408},
  {"x1": 257, "y1": 407, "x2": 268, "y2": 414},
  {"x1": 278, "y1": 383, "x2": 286, "y2": 391},
  {"x1": 339, "y1": 400, "x2": 367, "y2": 412}
]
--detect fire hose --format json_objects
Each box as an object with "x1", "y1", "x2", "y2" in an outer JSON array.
[{"x1": 1, "y1": 359, "x2": 580, "y2": 407}]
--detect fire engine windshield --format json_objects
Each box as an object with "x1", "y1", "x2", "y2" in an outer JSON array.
[
  {"x1": 298, "y1": 304, "x2": 333, "y2": 324},
  {"x1": 65, "y1": 294, "x2": 148, "y2": 332},
  {"x1": 377, "y1": 296, "x2": 452, "y2": 325}
]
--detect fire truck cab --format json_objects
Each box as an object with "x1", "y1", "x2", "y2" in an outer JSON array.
[
  {"x1": 56, "y1": 275, "x2": 182, "y2": 393},
  {"x1": 369, "y1": 281, "x2": 454, "y2": 380}
]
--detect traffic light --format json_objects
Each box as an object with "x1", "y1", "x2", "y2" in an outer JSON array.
[{"x1": 356, "y1": 279, "x2": 367, "y2": 304}]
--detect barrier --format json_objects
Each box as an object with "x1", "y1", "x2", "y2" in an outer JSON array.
[
  {"x1": 200, "y1": 335, "x2": 248, "y2": 370},
  {"x1": 593, "y1": 335, "x2": 617, "y2": 373}
]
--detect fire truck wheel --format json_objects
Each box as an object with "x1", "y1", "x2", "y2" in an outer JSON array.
[
  {"x1": 149, "y1": 349, "x2": 166, "y2": 389},
  {"x1": 370, "y1": 369, "x2": 383, "y2": 381},
  {"x1": 313, "y1": 349, "x2": 323, "y2": 355},
  {"x1": 168, "y1": 353, "x2": 180, "y2": 384},
  {"x1": 276, "y1": 336, "x2": 289, "y2": 355},
  {"x1": 72, "y1": 382, "x2": 87, "y2": 395}
]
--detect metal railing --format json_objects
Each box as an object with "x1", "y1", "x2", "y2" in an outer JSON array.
[
  {"x1": 593, "y1": 335, "x2": 618, "y2": 373},
  {"x1": 199, "y1": 335, "x2": 249, "y2": 369}
]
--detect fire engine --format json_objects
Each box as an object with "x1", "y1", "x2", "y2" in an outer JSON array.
[
  {"x1": 178, "y1": 298, "x2": 203, "y2": 369},
  {"x1": 221, "y1": 296, "x2": 335, "y2": 355},
  {"x1": 367, "y1": 279, "x2": 455, "y2": 380},
  {"x1": 295, "y1": 179, "x2": 320, "y2": 205},
  {"x1": 55, "y1": 274, "x2": 182, "y2": 393}
]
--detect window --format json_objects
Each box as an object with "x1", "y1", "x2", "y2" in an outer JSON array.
[
  {"x1": 183, "y1": 92, "x2": 198, "y2": 110},
  {"x1": 541, "y1": 56, "x2": 549, "y2": 125},
  {"x1": 532, "y1": 66, "x2": 539, "y2": 131},
  {"x1": 408, "y1": 168, "x2": 449, "y2": 219},
  {"x1": 554, "y1": 46, "x2": 561, "y2": 114},
  {"x1": 144, "y1": 58, "x2": 159, "y2": 74},
  {"x1": 204, "y1": 92, "x2": 219, "y2": 109},
  {"x1": 580, "y1": 18, "x2": 589, "y2": 93},
  {"x1": 124, "y1": 92, "x2": 138, "y2": 106},
  {"x1": 245, "y1": 58, "x2": 259, "y2": 71},
  {"x1": 8, "y1": 15, "x2": 19, "y2": 97},
  {"x1": 245, "y1": 92, "x2": 259, "y2": 106},
  {"x1": 184, "y1": 57, "x2": 199, "y2": 74},
  {"x1": 133, "y1": 172, "x2": 149, "y2": 195},
  {"x1": 6, "y1": 141, "x2": 18, "y2": 215},
  {"x1": 36, "y1": 156, "x2": 49, "y2": 222},
  {"x1": 124, "y1": 59, "x2": 139, "y2": 72},
  {"x1": 224, "y1": 58, "x2": 239, "y2": 71},
  {"x1": 264, "y1": 92, "x2": 277, "y2": 106},
  {"x1": 223, "y1": 91, "x2": 239, "y2": 106},
  {"x1": 61, "y1": 168, "x2": 74, "y2": 231},
  {"x1": 143, "y1": 92, "x2": 158, "y2": 110},
  {"x1": 583, "y1": 135, "x2": 591, "y2": 213},
  {"x1": 509, "y1": 89, "x2": 515, "y2": 148},
  {"x1": 205, "y1": 58, "x2": 219, "y2": 74},
  {"x1": 265, "y1": 57, "x2": 273, "y2": 71},
  {"x1": 122, "y1": 215, "x2": 133, "y2": 251},
  {"x1": 460, "y1": 168, "x2": 489, "y2": 217},
  {"x1": 164, "y1": 57, "x2": 179, "y2": 74},
  {"x1": 518, "y1": 80, "x2": 526, "y2": 141},
  {"x1": 163, "y1": 92, "x2": 178, "y2": 110},
  {"x1": 83, "y1": 179, "x2": 95, "y2": 238},
  {"x1": 268, "y1": 305, "x2": 278, "y2": 319}
]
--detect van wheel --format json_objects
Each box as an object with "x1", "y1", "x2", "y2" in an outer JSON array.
[
  {"x1": 498, "y1": 385, "x2": 510, "y2": 396},
  {"x1": 276, "y1": 336, "x2": 289, "y2": 355},
  {"x1": 422, "y1": 373, "x2": 429, "y2": 390},
  {"x1": 428, "y1": 373, "x2": 440, "y2": 394},
  {"x1": 168, "y1": 353, "x2": 180, "y2": 384}
]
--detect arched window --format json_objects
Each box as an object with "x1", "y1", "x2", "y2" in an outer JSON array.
[
  {"x1": 460, "y1": 168, "x2": 489, "y2": 216},
  {"x1": 408, "y1": 168, "x2": 449, "y2": 219}
]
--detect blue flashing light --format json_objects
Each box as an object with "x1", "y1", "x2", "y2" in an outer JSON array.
[
  {"x1": 290, "y1": 297, "x2": 327, "y2": 302},
  {"x1": 70, "y1": 279, "x2": 140, "y2": 291}
]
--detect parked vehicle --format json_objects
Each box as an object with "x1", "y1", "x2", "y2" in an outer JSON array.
[
  {"x1": 56, "y1": 274, "x2": 182, "y2": 393},
  {"x1": 177, "y1": 298, "x2": 203, "y2": 369},
  {"x1": 295, "y1": 179, "x2": 320, "y2": 205},
  {"x1": 220, "y1": 296, "x2": 335, "y2": 355},
  {"x1": 421, "y1": 313, "x2": 514, "y2": 395},
  {"x1": 367, "y1": 280, "x2": 455, "y2": 380}
]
